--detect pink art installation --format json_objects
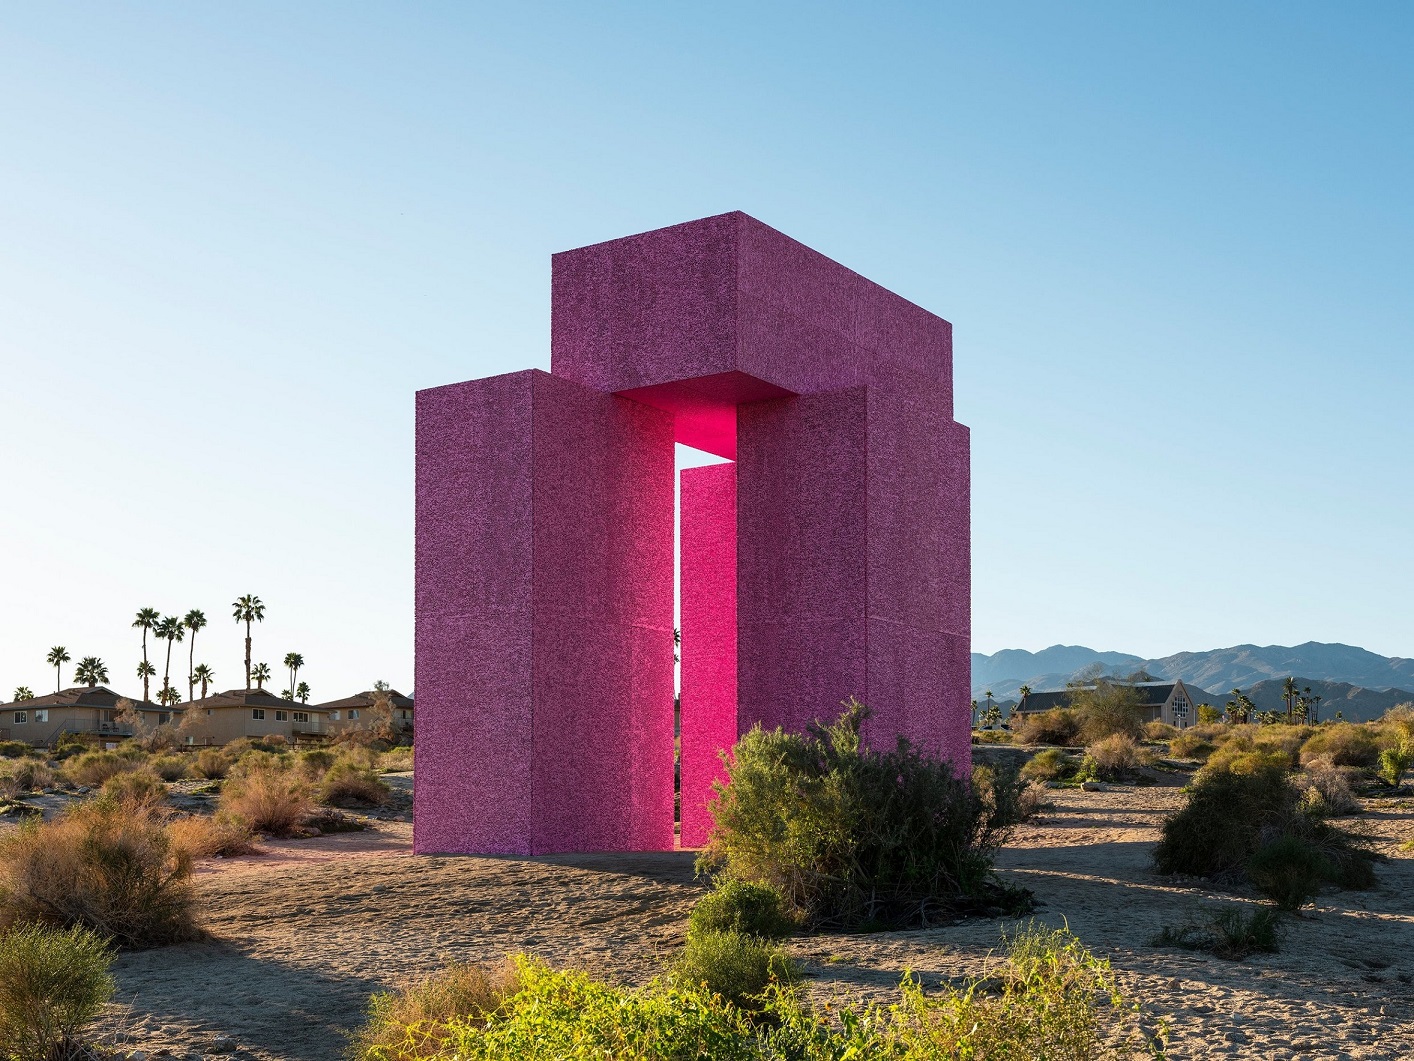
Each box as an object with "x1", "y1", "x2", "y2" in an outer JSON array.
[{"x1": 415, "y1": 211, "x2": 970, "y2": 855}]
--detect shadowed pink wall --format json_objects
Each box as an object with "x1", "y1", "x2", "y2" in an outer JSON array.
[{"x1": 416, "y1": 212, "x2": 969, "y2": 855}]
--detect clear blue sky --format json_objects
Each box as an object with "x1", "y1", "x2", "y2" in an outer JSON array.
[{"x1": 2, "y1": 2, "x2": 1411, "y2": 700}]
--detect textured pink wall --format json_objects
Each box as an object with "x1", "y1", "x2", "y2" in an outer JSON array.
[
  {"x1": 679, "y1": 463, "x2": 738, "y2": 847},
  {"x1": 414, "y1": 370, "x2": 674, "y2": 855}
]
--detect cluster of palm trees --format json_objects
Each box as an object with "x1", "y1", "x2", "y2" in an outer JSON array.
[{"x1": 10, "y1": 593, "x2": 314, "y2": 707}]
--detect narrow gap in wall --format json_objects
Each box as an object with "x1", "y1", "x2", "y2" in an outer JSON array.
[{"x1": 674, "y1": 443, "x2": 731, "y2": 827}]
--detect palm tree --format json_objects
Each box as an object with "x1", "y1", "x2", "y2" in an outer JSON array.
[
  {"x1": 192, "y1": 664, "x2": 215, "y2": 699},
  {"x1": 1282, "y1": 676, "x2": 1299, "y2": 723},
  {"x1": 183, "y1": 609, "x2": 207, "y2": 703},
  {"x1": 155, "y1": 616, "x2": 184, "y2": 701},
  {"x1": 1018, "y1": 684, "x2": 1032, "y2": 710},
  {"x1": 970, "y1": 698, "x2": 979, "y2": 728},
  {"x1": 295, "y1": 682, "x2": 310, "y2": 704},
  {"x1": 232, "y1": 595, "x2": 266, "y2": 689},
  {"x1": 132, "y1": 607, "x2": 160, "y2": 700},
  {"x1": 251, "y1": 662, "x2": 272, "y2": 691},
  {"x1": 136, "y1": 660, "x2": 156, "y2": 698},
  {"x1": 74, "y1": 657, "x2": 109, "y2": 688},
  {"x1": 46, "y1": 646, "x2": 71, "y2": 692},
  {"x1": 283, "y1": 652, "x2": 305, "y2": 700},
  {"x1": 12, "y1": 687, "x2": 34, "y2": 702}
]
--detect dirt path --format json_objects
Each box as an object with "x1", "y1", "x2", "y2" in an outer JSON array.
[{"x1": 105, "y1": 785, "x2": 1414, "y2": 1061}]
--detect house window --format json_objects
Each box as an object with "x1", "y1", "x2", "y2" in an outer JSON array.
[
  {"x1": 158, "y1": 713, "x2": 171, "y2": 725},
  {"x1": 251, "y1": 709, "x2": 265, "y2": 721},
  {"x1": 101, "y1": 709, "x2": 117, "y2": 722},
  {"x1": 330, "y1": 711, "x2": 340, "y2": 721},
  {"x1": 13, "y1": 712, "x2": 25, "y2": 725},
  {"x1": 34, "y1": 709, "x2": 48, "y2": 722},
  {"x1": 348, "y1": 710, "x2": 360, "y2": 720},
  {"x1": 293, "y1": 712, "x2": 309, "y2": 723},
  {"x1": 275, "y1": 710, "x2": 287, "y2": 721},
  {"x1": 206, "y1": 709, "x2": 213, "y2": 716}
]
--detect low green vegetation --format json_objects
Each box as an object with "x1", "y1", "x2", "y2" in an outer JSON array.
[
  {"x1": 0, "y1": 922, "x2": 115, "y2": 1061},
  {"x1": 700, "y1": 700, "x2": 1030, "y2": 929},
  {"x1": 686, "y1": 878, "x2": 796, "y2": 941},
  {"x1": 351, "y1": 926, "x2": 1165, "y2": 1061},
  {"x1": 1152, "y1": 905, "x2": 1282, "y2": 960}
]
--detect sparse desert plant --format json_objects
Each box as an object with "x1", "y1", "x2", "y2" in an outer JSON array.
[
  {"x1": 305, "y1": 807, "x2": 367, "y2": 834},
  {"x1": 0, "y1": 802, "x2": 197, "y2": 947},
  {"x1": 1298, "y1": 757, "x2": 1361, "y2": 815},
  {"x1": 1246, "y1": 835, "x2": 1331, "y2": 911},
  {"x1": 1020, "y1": 747, "x2": 1074, "y2": 783},
  {"x1": 63, "y1": 750, "x2": 140, "y2": 788},
  {"x1": 99, "y1": 769, "x2": 169, "y2": 813},
  {"x1": 219, "y1": 766, "x2": 313, "y2": 838},
  {"x1": 1015, "y1": 708, "x2": 1081, "y2": 747},
  {"x1": 688, "y1": 879, "x2": 795, "y2": 941},
  {"x1": 1152, "y1": 905, "x2": 1282, "y2": 959},
  {"x1": 0, "y1": 741, "x2": 33, "y2": 760},
  {"x1": 297, "y1": 748, "x2": 337, "y2": 778},
  {"x1": 1167, "y1": 730, "x2": 1216, "y2": 760},
  {"x1": 1300, "y1": 723, "x2": 1380, "y2": 769},
  {"x1": 351, "y1": 959, "x2": 523, "y2": 1061},
  {"x1": 1016, "y1": 779, "x2": 1052, "y2": 820},
  {"x1": 148, "y1": 754, "x2": 189, "y2": 782},
  {"x1": 319, "y1": 760, "x2": 391, "y2": 808},
  {"x1": 380, "y1": 746, "x2": 415, "y2": 772},
  {"x1": 1196, "y1": 704, "x2": 1223, "y2": 725},
  {"x1": 701, "y1": 700, "x2": 1030, "y2": 929},
  {"x1": 1202, "y1": 735, "x2": 1294, "y2": 777},
  {"x1": 1143, "y1": 721, "x2": 1178, "y2": 742},
  {"x1": 191, "y1": 747, "x2": 233, "y2": 780},
  {"x1": 1083, "y1": 734, "x2": 1148, "y2": 783},
  {"x1": 1071, "y1": 681, "x2": 1146, "y2": 743},
  {"x1": 167, "y1": 812, "x2": 257, "y2": 860},
  {"x1": 0, "y1": 922, "x2": 115, "y2": 1061},
  {"x1": 671, "y1": 929, "x2": 796, "y2": 1011},
  {"x1": 0, "y1": 760, "x2": 55, "y2": 800},
  {"x1": 1379, "y1": 739, "x2": 1414, "y2": 787}
]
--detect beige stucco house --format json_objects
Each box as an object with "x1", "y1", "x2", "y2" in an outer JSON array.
[
  {"x1": 0, "y1": 686, "x2": 172, "y2": 747},
  {"x1": 180, "y1": 689, "x2": 329, "y2": 746}
]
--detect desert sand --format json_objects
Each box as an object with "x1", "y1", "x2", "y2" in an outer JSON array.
[{"x1": 96, "y1": 772, "x2": 1414, "y2": 1061}]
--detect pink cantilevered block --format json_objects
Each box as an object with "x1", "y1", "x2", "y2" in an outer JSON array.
[{"x1": 414, "y1": 369, "x2": 675, "y2": 855}]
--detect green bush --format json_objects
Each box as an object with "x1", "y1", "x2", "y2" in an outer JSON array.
[
  {"x1": 192, "y1": 747, "x2": 233, "y2": 780},
  {"x1": 1020, "y1": 747, "x2": 1073, "y2": 783},
  {"x1": 0, "y1": 760, "x2": 55, "y2": 801},
  {"x1": 1300, "y1": 723, "x2": 1380, "y2": 769},
  {"x1": 319, "y1": 760, "x2": 391, "y2": 808},
  {"x1": 1083, "y1": 734, "x2": 1148, "y2": 782},
  {"x1": 99, "y1": 769, "x2": 169, "y2": 812},
  {"x1": 1167, "y1": 731, "x2": 1215, "y2": 759},
  {"x1": 149, "y1": 755, "x2": 189, "y2": 782},
  {"x1": 63, "y1": 750, "x2": 139, "y2": 788},
  {"x1": 0, "y1": 742, "x2": 33, "y2": 760},
  {"x1": 688, "y1": 879, "x2": 795, "y2": 941},
  {"x1": 1070, "y1": 682, "x2": 1146, "y2": 743},
  {"x1": 1014, "y1": 708, "x2": 1081, "y2": 747},
  {"x1": 1379, "y1": 740, "x2": 1414, "y2": 786},
  {"x1": 672, "y1": 929, "x2": 796, "y2": 1011},
  {"x1": 0, "y1": 923, "x2": 114, "y2": 1060},
  {"x1": 352, "y1": 959, "x2": 522, "y2": 1060},
  {"x1": 297, "y1": 748, "x2": 337, "y2": 777},
  {"x1": 700, "y1": 700, "x2": 1029, "y2": 929},
  {"x1": 0, "y1": 802, "x2": 197, "y2": 948},
  {"x1": 1152, "y1": 905, "x2": 1282, "y2": 959},
  {"x1": 1246, "y1": 836, "x2": 1330, "y2": 911}
]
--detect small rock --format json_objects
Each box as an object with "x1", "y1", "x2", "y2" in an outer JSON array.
[
  {"x1": 1080, "y1": 781, "x2": 1104, "y2": 791},
  {"x1": 127, "y1": 1051, "x2": 149, "y2": 1061},
  {"x1": 209, "y1": 1036, "x2": 235, "y2": 1054},
  {"x1": 371, "y1": 884, "x2": 388, "y2": 894}
]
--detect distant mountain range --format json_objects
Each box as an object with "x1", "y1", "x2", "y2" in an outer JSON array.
[{"x1": 972, "y1": 642, "x2": 1414, "y2": 722}]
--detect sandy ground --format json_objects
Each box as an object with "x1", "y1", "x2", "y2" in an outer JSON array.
[{"x1": 91, "y1": 775, "x2": 1414, "y2": 1061}]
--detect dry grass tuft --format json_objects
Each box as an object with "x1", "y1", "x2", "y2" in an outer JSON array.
[
  {"x1": 219, "y1": 766, "x2": 313, "y2": 838},
  {"x1": 167, "y1": 813, "x2": 258, "y2": 859},
  {"x1": 352, "y1": 959, "x2": 523, "y2": 1060}
]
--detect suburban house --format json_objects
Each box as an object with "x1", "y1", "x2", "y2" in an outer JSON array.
[
  {"x1": 315, "y1": 689, "x2": 413, "y2": 738},
  {"x1": 1015, "y1": 680, "x2": 1205, "y2": 729},
  {"x1": 180, "y1": 688, "x2": 330, "y2": 746},
  {"x1": 0, "y1": 686, "x2": 173, "y2": 747}
]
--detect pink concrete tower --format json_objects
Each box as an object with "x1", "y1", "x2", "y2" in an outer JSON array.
[{"x1": 416, "y1": 212, "x2": 970, "y2": 855}]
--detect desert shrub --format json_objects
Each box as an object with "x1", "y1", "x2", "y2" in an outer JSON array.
[
  {"x1": 219, "y1": 766, "x2": 313, "y2": 838},
  {"x1": 228, "y1": 748, "x2": 287, "y2": 777},
  {"x1": 1015, "y1": 708, "x2": 1081, "y2": 747},
  {"x1": 1379, "y1": 740, "x2": 1414, "y2": 787},
  {"x1": 319, "y1": 761, "x2": 391, "y2": 808},
  {"x1": 1016, "y1": 780, "x2": 1052, "y2": 820},
  {"x1": 701, "y1": 701, "x2": 1028, "y2": 929},
  {"x1": 1168, "y1": 730, "x2": 1216, "y2": 760},
  {"x1": 381, "y1": 746, "x2": 415, "y2": 772},
  {"x1": 297, "y1": 748, "x2": 337, "y2": 777},
  {"x1": 688, "y1": 879, "x2": 795, "y2": 941},
  {"x1": 1143, "y1": 721, "x2": 1178, "y2": 742},
  {"x1": 148, "y1": 754, "x2": 189, "y2": 782},
  {"x1": 672, "y1": 930, "x2": 796, "y2": 1011},
  {"x1": 0, "y1": 802, "x2": 197, "y2": 947},
  {"x1": 0, "y1": 922, "x2": 114, "y2": 1061},
  {"x1": 1154, "y1": 759, "x2": 1378, "y2": 898},
  {"x1": 1071, "y1": 682, "x2": 1146, "y2": 743},
  {"x1": 113, "y1": 741, "x2": 148, "y2": 762},
  {"x1": 352, "y1": 960, "x2": 523, "y2": 1060},
  {"x1": 99, "y1": 769, "x2": 169, "y2": 813},
  {"x1": 167, "y1": 812, "x2": 257, "y2": 859},
  {"x1": 1020, "y1": 747, "x2": 1073, "y2": 783},
  {"x1": 1083, "y1": 734, "x2": 1148, "y2": 782},
  {"x1": 1298, "y1": 757, "x2": 1360, "y2": 815},
  {"x1": 0, "y1": 760, "x2": 55, "y2": 800},
  {"x1": 305, "y1": 807, "x2": 367, "y2": 834},
  {"x1": 1152, "y1": 905, "x2": 1282, "y2": 959},
  {"x1": 1246, "y1": 836, "x2": 1330, "y2": 911},
  {"x1": 0, "y1": 741, "x2": 33, "y2": 760},
  {"x1": 1301, "y1": 723, "x2": 1380, "y2": 769},
  {"x1": 63, "y1": 750, "x2": 139, "y2": 788},
  {"x1": 192, "y1": 747, "x2": 233, "y2": 780},
  {"x1": 1196, "y1": 704, "x2": 1222, "y2": 725},
  {"x1": 1202, "y1": 734, "x2": 1295, "y2": 776},
  {"x1": 50, "y1": 732, "x2": 93, "y2": 761}
]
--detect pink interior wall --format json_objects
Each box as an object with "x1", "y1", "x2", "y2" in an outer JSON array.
[{"x1": 679, "y1": 462, "x2": 738, "y2": 847}]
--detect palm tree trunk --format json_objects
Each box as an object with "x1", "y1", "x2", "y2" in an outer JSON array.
[
  {"x1": 141, "y1": 633, "x2": 150, "y2": 701},
  {"x1": 55, "y1": 664, "x2": 60, "y2": 693},
  {"x1": 245, "y1": 623, "x2": 252, "y2": 689},
  {"x1": 163, "y1": 639, "x2": 173, "y2": 695},
  {"x1": 188, "y1": 633, "x2": 197, "y2": 703}
]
